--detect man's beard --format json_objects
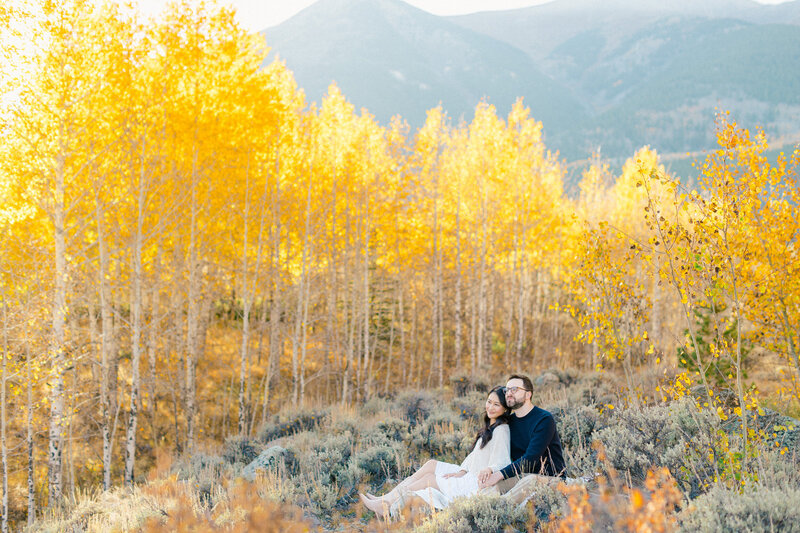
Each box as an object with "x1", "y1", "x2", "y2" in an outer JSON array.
[{"x1": 507, "y1": 397, "x2": 522, "y2": 409}]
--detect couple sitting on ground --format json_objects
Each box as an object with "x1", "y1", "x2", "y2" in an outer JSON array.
[{"x1": 359, "y1": 373, "x2": 566, "y2": 517}]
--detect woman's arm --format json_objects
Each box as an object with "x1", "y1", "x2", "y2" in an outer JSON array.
[
  {"x1": 459, "y1": 440, "x2": 479, "y2": 471},
  {"x1": 487, "y1": 424, "x2": 511, "y2": 471}
]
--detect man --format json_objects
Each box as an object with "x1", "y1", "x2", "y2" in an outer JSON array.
[{"x1": 478, "y1": 374, "x2": 565, "y2": 490}]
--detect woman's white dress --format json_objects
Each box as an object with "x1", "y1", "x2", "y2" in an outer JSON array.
[{"x1": 411, "y1": 424, "x2": 511, "y2": 509}]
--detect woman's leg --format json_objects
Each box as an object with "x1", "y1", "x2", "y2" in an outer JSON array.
[
  {"x1": 361, "y1": 472, "x2": 439, "y2": 518},
  {"x1": 364, "y1": 459, "x2": 445, "y2": 499},
  {"x1": 377, "y1": 459, "x2": 437, "y2": 501},
  {"x1": 360, "y1": 460, "x2": 441, "y2": 516},
  {"x1": 393, "y1": 470, "x2": 439, "y2": 494}
]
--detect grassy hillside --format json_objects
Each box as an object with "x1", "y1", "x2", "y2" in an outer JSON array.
[{"x1": 34, "y1": 370, "x2": 800, "y2": 532}]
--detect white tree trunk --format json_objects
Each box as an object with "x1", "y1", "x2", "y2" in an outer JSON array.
[
  {"x1": 433, "y1": 175, "x2": 444, "y2": 388},
  {"x1": 299, "y1": 166, "x2": 313, "y2": 404},
  {"x1": 515, "y1": 254, "x2": 527, "y2": 364},
  {"x1": 48, "y1": 150, "x2": 67, "y2": 506},
  {"x1": 147, "y1": 269, "x2": 159, "y2": 445},
  {"x1": 342, "y1": 202, "x2": 354, "y2": 404},
  {"x1": 325, "y1": 160, "x2": 338, "y2": 402},
  {"x1": 238, "y1": 162, "x2": 252, "y2": 436},
  {"x1": 294, "y1": 158, "x2": 314, "y2": 403},
  {"x1": 477, "y1": 182, "x2": 488, "y2": 368},
  {"x1": 125, "y1": 137, "x2": 147, "y2": 486},
  {"x1": 361, "y1": 181, "x2": 371, "y2": 398},
  {"x1": 2, "y1": 303, "x2": 9, "y2": 533},
  {"x1": 185, "y1": 147, "x2": 200, "y2": 454},
  {"x1": 383, "y1": 282, "x2": 397, "y2": 395},
  {"x1": 93, "y1": 191, "x2": 115, "y2": 491},
  {"x1": 26, "y1": 342, "x2": 34, "y2": 525},
  {"x1": 94, "y1": 180, "x2": 117, "y2": 489},
  {"x1": 263, "y1": 146, "x2": 282, "y2": 421},
  {"x1": 454, "y1": 189, "x2": 463, "y2": 370}
]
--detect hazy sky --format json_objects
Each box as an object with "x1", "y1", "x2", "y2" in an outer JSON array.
[{"x1": 137, "y1": 0, "x2": 793, "y2": 32}]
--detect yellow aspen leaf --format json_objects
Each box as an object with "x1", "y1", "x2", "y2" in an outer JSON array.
[{"x1": 630, "y1": 489, "x2": 644, "y2": 509}]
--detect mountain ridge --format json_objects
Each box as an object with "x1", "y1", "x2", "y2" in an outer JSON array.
[
  {"x1": 261, "y1": 0, "x2": 800, "y2": 166},
  {"x1": 263, "y1": 0, "x2": 585, "y2": 129}
]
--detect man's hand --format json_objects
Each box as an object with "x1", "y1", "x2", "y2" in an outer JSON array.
[
  {"x1": 442, "y1": 470, "x2": 467, "y2": 479},
  {"x1": 477, "y1": 468, "x2": 492, "y2": 484},
  {"x1": 479, "y1": 471, "x2": 504, "y2": 489}
]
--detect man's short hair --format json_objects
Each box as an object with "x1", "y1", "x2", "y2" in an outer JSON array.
[{"x1": 507, "y1": 373, "x2": 533, "y2": 392}]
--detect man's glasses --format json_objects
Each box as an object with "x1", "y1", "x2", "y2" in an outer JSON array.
[{"x1": 505, "y1": 386, "x2": 530, "y2": 394}]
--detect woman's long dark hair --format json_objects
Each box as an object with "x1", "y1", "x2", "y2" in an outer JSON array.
[{"x1": 474, "y1": 386, "x2": 511, "y2": 449}]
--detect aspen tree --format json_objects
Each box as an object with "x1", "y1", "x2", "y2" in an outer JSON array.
[
  {"x1": 237, "y1": 153, "x2": 256, "y2": 434},
  {"x1": 0, "y1": 11, "x2": 20, "y2": 515},
  {"x1": 680, "y1": 119, "x2": 794, "y2": 452},
  {"x1": 472, "y1": 105, "x2": 497, "y2": 368},
  {"x1": 93, "y1": 181, "x2": 115, "y2": 489},
  {"x1": 118, "y1": 9, "x2": 159, "y2": 488},
  {"x1": 156, "y1": 0, "x2": 232, "y2": 453},
  {"x1": 85, "y1": 132, "x2": 122, "y2": 490},
  {"x1": 26, "y1": 344, "x2": 35, "y2": 525},
  {"x1": 265, "y1": 141, "x2": 284, "y2": 416},
  {"x1": 146, "y1": 252, "x2": 162, "y2": 445},
  {"x1": 508, "y1": 101, "x2": 561, "y2": 365},
  {"x1": 746, "y1": 147, "x2": 800, "y2": 392},
  {"x1": 2, "y1": 97, "x2": 45, "y2": 526},
  {"x1": 381, "y1": 116, "x2": 410, "y2": 394},
  {"x1": 300, "y1": 137, "x2": 315, "y2": 404},
  {"x1": 2, "y1": 303, "x2": 9, "y2": 533},
  {"x1": 702, "y1": 122, "x2": 800, "y2": 397},
  {"x1": 365, "y1": 118, "x2": 395, "y2": 396},
  {"x1": 360, "y1": 138, "x2": 371, "y2": 398},
  {"x1": 313, "y1": 85, "x2": 359, "y2": 403},
  {"x1": 223, "y1": 40, "x2": 284, "y2": 438},
  {"x1": 358, "y1": 116, "x2": 391, "y2": 398},
  {"x1": 290, "y1": 120, "x2": 315, "y2": 404},
  {"x1": 255, "y1": 61, "x2": 304, "y2": 418},
  {"x1": 447, "y1": 128, "x2": 468, "y2": 371},
  {"x1": 7, "y1": 0, "x2": 118, "y2": 503},
  {"x1": 639, "y1": 165, "x2": 714, "y2": 398},
  {"x1": 413, "y1": 107, "x2": 446, "y2": 387},
  {"x1": 319, "y1": 105, "x2": 342, "y2": 400}
]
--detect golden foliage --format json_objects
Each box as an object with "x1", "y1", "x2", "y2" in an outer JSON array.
[{"x1": 1, "y1": 0, "x2": 799, "y2": 528}]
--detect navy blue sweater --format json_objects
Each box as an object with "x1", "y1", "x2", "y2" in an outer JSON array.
[{"x1": 499, "y1": 406, "x2": 566, "y2": 479}]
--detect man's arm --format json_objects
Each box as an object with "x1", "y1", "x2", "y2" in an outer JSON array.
[{"x1": 498, "y1": 414, "x2": 556, "y2": 480}]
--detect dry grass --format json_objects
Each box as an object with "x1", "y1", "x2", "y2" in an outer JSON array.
[
  {"x1": 29, "y1": 469, "x2": 312, "y2": 532},
  {"x1": 28, "y1": 372, "x2": 800, "y2": 532}
]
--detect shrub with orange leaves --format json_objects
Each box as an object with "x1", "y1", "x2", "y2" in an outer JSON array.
[
  {"x1": 622, "y1": 468, "x2": 682, "y2": 533},
  {"x1": 141, "y1": 479, "x2": 312, "y2": 532},
  {"x1": 548, "y1": 468, "x2": 681, "y2": 533},
  {"x1": 549, "y1": 484, "x2": 593, "y2": 533}
]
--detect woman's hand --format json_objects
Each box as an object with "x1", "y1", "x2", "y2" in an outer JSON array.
[
  {"x1": 442, "y1": 470, "x2": 467, "y2": 479},
  {"x1": 479, "y1": 471, "x2": 504, "y2": 489},
  {"x1": 476, "y1": 467, "x2": 493, "y2": 484}
]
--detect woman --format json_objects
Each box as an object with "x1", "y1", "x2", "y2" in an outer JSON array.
[{"x1": 359, "y1": 386, "x2": 512, "y2": 517}]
